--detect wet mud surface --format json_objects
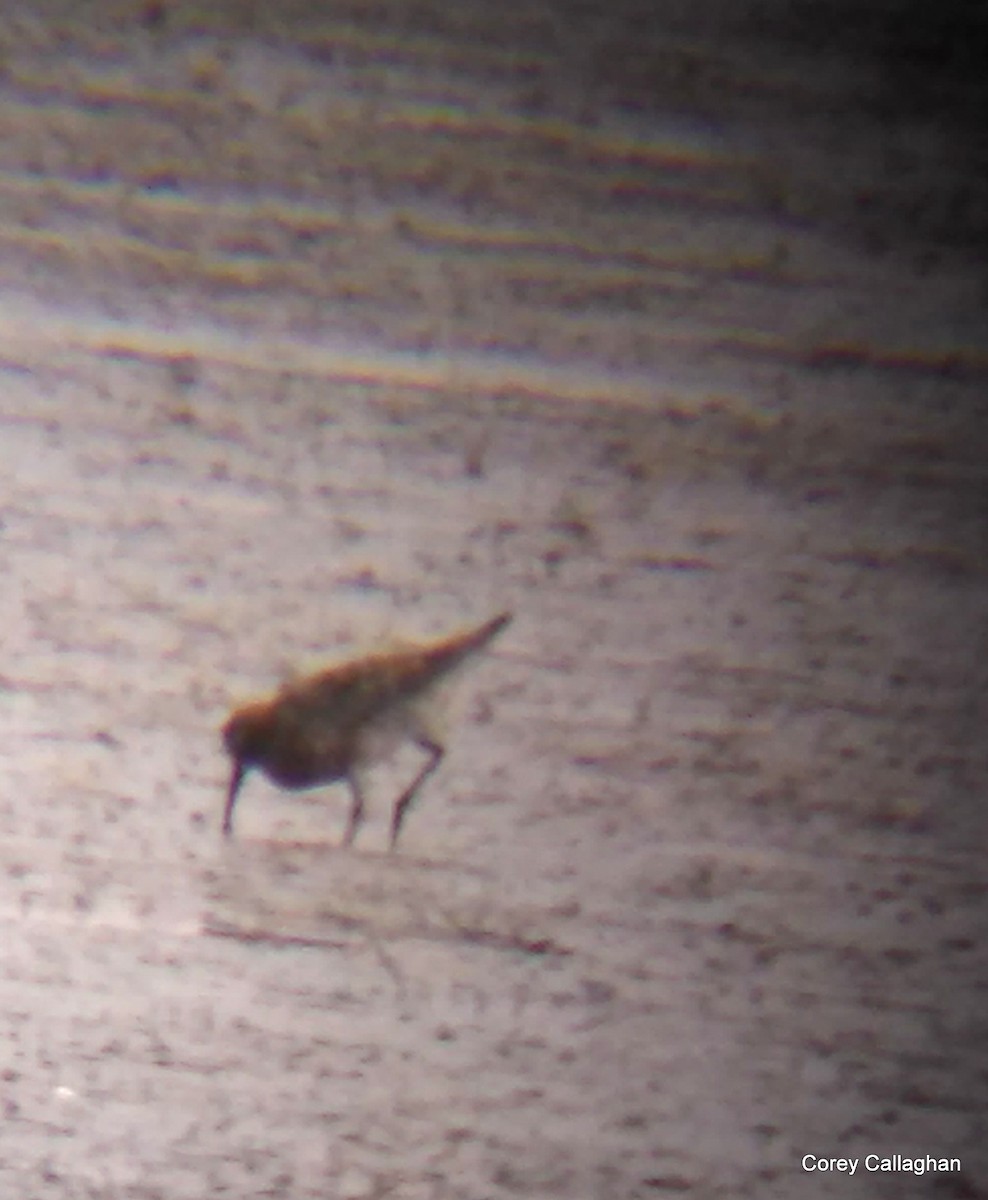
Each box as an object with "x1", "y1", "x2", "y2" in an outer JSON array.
[{"x1": 0, "y1": 2, "x2": 986, "y2": 1197}]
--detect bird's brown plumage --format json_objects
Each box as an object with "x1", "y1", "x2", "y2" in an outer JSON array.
[{"x1": 221, "y1": 612, "x2": 511, "y2": 847}]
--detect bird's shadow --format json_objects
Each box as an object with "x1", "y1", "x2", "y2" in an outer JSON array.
[{"x1": 202, "y1": 838, "x2": 568, "y2": 957}]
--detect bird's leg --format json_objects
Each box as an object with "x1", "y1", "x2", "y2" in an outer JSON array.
[
  {"x1": 342, "y1": 771, "x2": 366, "y2": 848},
  {"x1": 390, "y1": 737, "x2": 444, "y2": 850},
  {"x1": 222, "y1": 761, "x2": 246, "y2": 837}
]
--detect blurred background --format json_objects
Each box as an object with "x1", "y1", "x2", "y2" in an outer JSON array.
[{"x1": 0, "y1": 2, "x2": 985, "y2": 1197}]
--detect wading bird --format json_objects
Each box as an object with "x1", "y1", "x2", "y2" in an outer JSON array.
[{"x1": 221, "y1": 612, "x2": 511, "y2": 849}]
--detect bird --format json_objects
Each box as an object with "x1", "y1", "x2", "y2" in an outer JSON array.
[{"x1": 220, "y1": 612, "x2": 511, "y2": 849}]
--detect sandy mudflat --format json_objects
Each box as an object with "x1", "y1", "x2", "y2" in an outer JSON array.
[{"x1": 0, "y1": 2, "x2": 985, "y2": 1197}]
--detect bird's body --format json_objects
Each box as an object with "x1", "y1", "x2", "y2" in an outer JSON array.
[{"x1": 221, "y1": 612, "x2": 511, "y2": 847}]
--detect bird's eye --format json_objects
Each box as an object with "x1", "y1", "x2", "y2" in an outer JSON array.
[{"x1": 223, "y1": 717, "x2": 244, "y2": 754}]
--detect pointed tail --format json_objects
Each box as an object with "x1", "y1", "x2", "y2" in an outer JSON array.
[
  {"x1": 465, "y1": 611, "x2": 512, "y2": 651},
  {"x1": 430, "y1": 611, "x2": 512, "y2": 673}
]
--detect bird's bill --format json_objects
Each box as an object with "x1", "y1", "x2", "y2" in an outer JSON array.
[{"x1": 222, "y1": 760, "x2": 246, "y2": 836}]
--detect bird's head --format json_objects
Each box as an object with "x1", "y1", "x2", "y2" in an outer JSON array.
[
  {"x1": 221, "y1": 701, "x2": 274, "y2": 837},
  {"x1": 222, "y1": 701, "x2": 274, "y2": 766}
]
